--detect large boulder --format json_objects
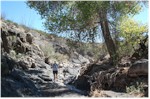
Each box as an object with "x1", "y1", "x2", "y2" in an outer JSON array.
[
  {"x1": 17, "y1": 33, "x2": 26, "y2": 43},
  {"x1": 14, "y1": 37, "x2": 26, "y2": 54},
  {"x1": 18, "y1": 56, "x2": 35, "y2": 70},
  {"x1": 26, "y1": 33, "x2": 33, "y2": 44},
  {"x1": 128, "y1": 59, "x2": 148, "y2": 77}
]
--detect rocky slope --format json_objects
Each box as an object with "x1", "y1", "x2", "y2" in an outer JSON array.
[
  {"x1": 1, "y1": 19, "x2": 92, "y2": 97},
  {"x1": 1, "y1": 19, "x2": 148, "y2": 97}
]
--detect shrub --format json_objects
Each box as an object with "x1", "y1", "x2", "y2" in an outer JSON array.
[
  {"x1": 40, "y1": 43, "x2": 69, "y2": 62},
  {"x1": 39, "y1": 43, "x2": 54, "y2": 57},
  {"x1": 126, "y1": 81, "x2": 146, "y2": 95}
]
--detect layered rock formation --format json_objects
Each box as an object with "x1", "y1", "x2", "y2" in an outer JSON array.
[{"x1": 1, "y1": 19, "x2": 92, "y2": 97}]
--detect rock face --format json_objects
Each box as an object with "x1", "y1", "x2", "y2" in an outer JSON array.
[
  {"x1": 73, "y1": 58, "x2": 148, "y2": 96},
  {"x1": 1, "y1": 19, "x2": 91, "y2": 97},
  {"x1": 128, "y1": 59, "x2": 148, "y2": 77}
]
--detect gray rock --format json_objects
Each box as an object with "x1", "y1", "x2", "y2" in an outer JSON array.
[
  {"x1": 26, "y1": 33, "x2": 33, "y2": 44},
  {"x1": 18, "y1": 60, "x2": 29, "y2": 70},
  {"x1": 31, "y1": 63, "x2": 36, "y2": 68},
  {"x1": 128, "y1": 59, "x2": 148, "y2": 77},
  {"x1": 45, "y1": 57, "x2": 50, "y2": 64},
  {"x1": 38, "y1": 75, "x2": 52, "y2": 81}
]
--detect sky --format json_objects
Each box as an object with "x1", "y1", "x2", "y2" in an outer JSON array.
[
  {"x1": 1, "y1": 1, "x2": 45, "y2": 31},
  {"x1": 1, "y1": 1, "x2": 149, "y2": 33}
]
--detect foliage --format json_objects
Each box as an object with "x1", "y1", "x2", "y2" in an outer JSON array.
[
  {"x1": 40, "y1": 43, "x2": 69, "y2": 62},
  {"x1": 126, "y1": 81, "x2": 146, "y2": 95},
  {"x1": 116, "y1": 17, "x2": 148, "y2": 57},
  {"x1": 66, "y1": 39, "x2": 107, "y2": 59},
  {"x1": 5, "y1": 19, "x2": 19, "y2": 27},
  {"x1": 26, "y1": 1, "x2": 143, "y2": 42},
  {"x1": 40, "y1": 43, "x2": 54, "y2": 57}
]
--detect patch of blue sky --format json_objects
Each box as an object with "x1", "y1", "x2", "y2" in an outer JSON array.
[
  {"x1": 1, "y1": 1, "x2": 45, "y2": 32},
  {"x1": 133, "y1": 5, "x2": 148, "y2": 25}
]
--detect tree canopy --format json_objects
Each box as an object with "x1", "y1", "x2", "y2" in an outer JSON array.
[
  {"x1": 27, "y1": 1, "x2": 144, "y2": 41},
  {"x1": 116, "y1": 16, "x2": 148, "y2": 57},
  {"x1": 27, "y1": 1, "x2": 148, "y2": 64}
]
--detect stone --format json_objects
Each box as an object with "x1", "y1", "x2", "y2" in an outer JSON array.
[
  {"x1": 20, "y1": 36, "x2": 26, "y2": 43},
  {"x1": 26, "y1": 33, "x2": 33, "y2": 44},
  {"x1": 45, "y1": 57, "x2": 50, "y2": 64},
  {"x1": 18, "y1": 60, "x2": 29, "y2": 70},
  {"x1": 54, "y1": 44, "x2": 69, "y2": 55},
  {"x1": 14, "y1": 37, "x2": 26, "y2": 53},
  {"x1": 38, "y1": 75, "x2": 52, "y2": 81},
  {"x1": 128, "y1": 59, "x2": 148, "y2": 77},
  {"x1": 31, "y1": 63, "x2": 36, "y2": 68},
  {"x1": 8, "y1": 28, "x2": 17, "y2": 35}
]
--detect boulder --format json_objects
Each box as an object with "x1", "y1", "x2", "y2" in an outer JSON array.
[
  {"x1": 17, "y1": 56, "x2": 35, "y2": 69},
  {"x1": 14, "y1": 37, "x2": 26, "y2": 53},
  {"x1": 8, "y1": 28, "x2": 17, "y2": 35},
  {"x1": 17, "y1": 33, "x2": 26, "y2": 43},
  {"x1": 38, "y1": 75, "x2": 52, "y2": 81},
  {"x1": 54, "y1": 44, "x2": 69, "y2": 55},
  {"x1": 31, "y1": 63, "x2": 36, "y2": 68},
  {"x1": 45, "y1": 57, "x2": 51, "y2": 64},
  {"x1": 128, "y1": 59, "x2": 148, "y2": 77},
  {"x1": 18, "y1": 60, "x2": 29, "y2": 70},
  {"x1": 26, "y1": 33, "x2": 33, "y2": 44}
]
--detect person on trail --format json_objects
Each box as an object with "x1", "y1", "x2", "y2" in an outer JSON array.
[{"x1": 52, "y1": 61, "x2": 59, "y2": 81}]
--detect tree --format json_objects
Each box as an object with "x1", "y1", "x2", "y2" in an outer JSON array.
[
  {"x1": 116, "y1": 16, "x2": 148, "y2": 57},
  {"x1": 27, "y1": 1, "x2": 145, "y2": 64}
]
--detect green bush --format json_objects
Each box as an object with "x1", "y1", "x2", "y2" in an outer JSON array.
[
  {"x1": 40, "y1": 43, "x2": 69, "y2": 62},
  {"x1": 126, "y1": 81, "x2": 146, "y2": 95}
]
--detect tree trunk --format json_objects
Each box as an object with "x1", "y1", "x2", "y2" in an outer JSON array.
[{"x1": 99, "y1": 10, "x2": 117, "y2": 64}]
